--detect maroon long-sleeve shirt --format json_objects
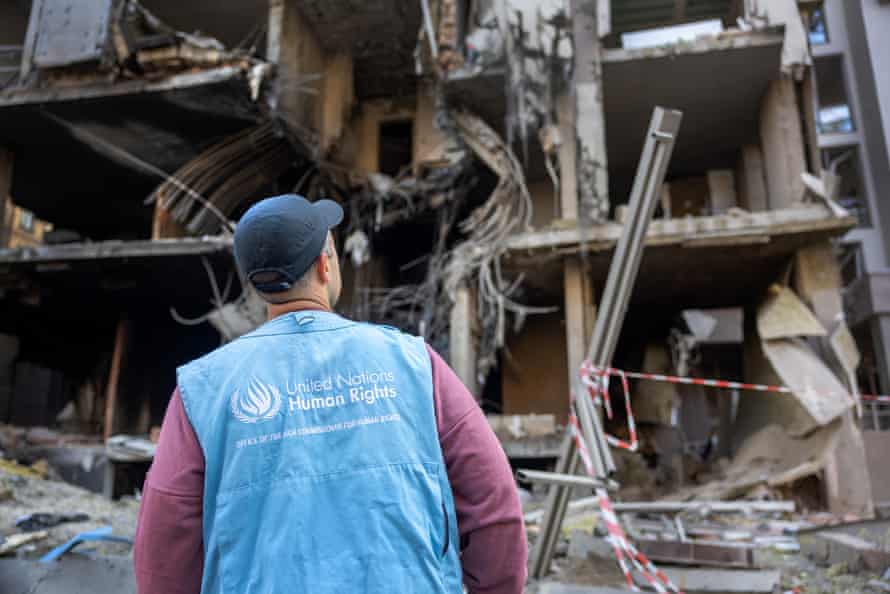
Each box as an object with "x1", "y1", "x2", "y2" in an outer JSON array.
[{"x1": 134, "y1": 343, "x2": 527, "y2": 594}]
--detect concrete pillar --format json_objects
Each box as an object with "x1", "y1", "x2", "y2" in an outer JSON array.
[
  {"x1": 572, "y1": 0, "x2": 609, "y2": 223},
  {"x1": 760, "y1": 77, "x2": 807, "y2": 209},
  {"x1": 449, "y1": 285, "x2": 479, "y2": 398}
]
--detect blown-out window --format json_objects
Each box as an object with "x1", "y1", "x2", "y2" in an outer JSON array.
[
  {"x1": 822, "y1": 147, "x2": 870, "y2": 227},
  {"x1": 814, "y1": 55, "x2": 855, "y2": 134}
]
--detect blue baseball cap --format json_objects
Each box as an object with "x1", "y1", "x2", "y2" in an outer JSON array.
[{"x1": 234, "y1": 194, "x2": 343, "y2": 293}]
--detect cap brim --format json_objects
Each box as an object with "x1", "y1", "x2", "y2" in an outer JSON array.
[{"x1": 314, "y1": 199, "x2": 344, "y2": 229}]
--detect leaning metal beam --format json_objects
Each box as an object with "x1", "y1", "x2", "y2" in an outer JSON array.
[
  {"x1": 516, "y1": 469, "x2": 619, "y2": 491},
  {"x1": 529, "y1": 107, "x2": 683, "y2": 578}
]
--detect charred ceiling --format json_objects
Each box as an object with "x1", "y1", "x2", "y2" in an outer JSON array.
[
  {"x1": 295, "y1": 0, "x2": 423, "y2": 99},
  {"x1": 0, "y1": 72, "x2": 265, "y2": 239}
]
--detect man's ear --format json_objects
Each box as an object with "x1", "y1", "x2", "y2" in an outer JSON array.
[{"x1": 317, "y1": 253, "x2": 330, "y2": 284}]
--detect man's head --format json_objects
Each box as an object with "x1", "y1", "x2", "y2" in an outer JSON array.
[{"x1": 234, "y1": 194, "x2": 343, "y2": 309}]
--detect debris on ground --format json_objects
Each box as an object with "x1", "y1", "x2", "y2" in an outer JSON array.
[
  {"x1": 524, "y1": 489, "x2": 890, "y2": 593},
  {"x1": 0, "y1": 463, "x2": 137, "y2": 559}
]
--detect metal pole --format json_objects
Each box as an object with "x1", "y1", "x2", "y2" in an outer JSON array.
[
  {"x1": 528, "y1": 107, "x2": 682, "y2": 578},
  {"x1": 516, "y1": 469, "x2": 618, "y2": 490}
]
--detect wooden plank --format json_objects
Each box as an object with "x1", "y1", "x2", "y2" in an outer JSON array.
[
  {"x1": 103, "y1": 319, "x2": 129, "y2": 442},
  {"x1": 736, "y1": 144, "x2": 768, "y2": 212},
  {"x1": 760, "y1": 77, "x2": 807, "y2": 209}
]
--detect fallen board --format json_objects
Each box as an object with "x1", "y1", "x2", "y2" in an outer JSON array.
[{"x1": 636, "y1": 540, "x2": 756, "y2": 569}]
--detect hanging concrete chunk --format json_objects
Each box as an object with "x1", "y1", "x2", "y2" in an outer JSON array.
[
  {"x1": 761, "y1": 339, "x2": 852, "y2": 432},
  {"x1": 757, "y1": 284, "x2": 826, "y2": 340}
]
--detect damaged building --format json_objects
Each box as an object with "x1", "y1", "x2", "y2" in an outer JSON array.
[{"x1": 0, "y1": 0, "x2": 887, "y2": 525}]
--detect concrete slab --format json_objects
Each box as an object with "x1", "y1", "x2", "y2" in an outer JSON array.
[
  {"x1": 635, "y1": 567, "x2": 781, "y2": 592},
  {"x1": 802, "y1": 531, "x2": 890, "y2": 572},
  {"x1": 602, "y1": 32, "x2": 784, "y2": 199}
]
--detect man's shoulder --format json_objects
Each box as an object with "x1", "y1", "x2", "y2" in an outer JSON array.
[{"x1": 177, "y1": 335, "x2": 251, "y2": 379}]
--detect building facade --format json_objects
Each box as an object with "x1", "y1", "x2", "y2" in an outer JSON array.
[
  {"x1": 0, "y1": 0, "x2": 881, "y2": 510},
  {"x1": 804, "y1": 0, "x2": 890, "y2": 398}
]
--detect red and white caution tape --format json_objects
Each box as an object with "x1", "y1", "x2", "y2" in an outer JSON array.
[
  {"x1": 568, "y1": 358, "x2": 890, "y2": 593},
  {"x1": 568, "y1": 413, "x2": 683, "y2": 592},
  {"x1": 583, "y1": 365, "x2": 890, "y2": 403},
  {"x1": 579, "y1": 363, "x2": 640, "y2": 452},
  {"x1": 568, "y1": 370, "x2": 683, "y2": 593}
]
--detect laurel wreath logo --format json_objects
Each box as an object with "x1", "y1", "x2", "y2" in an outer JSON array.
[{"x1": 230, "y1": 379, "x2": 282, "y2": 424}]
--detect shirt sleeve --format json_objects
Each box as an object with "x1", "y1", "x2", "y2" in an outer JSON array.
[
  {"x1": 134, "y1": 388, "x2": 205, "y2": 594},
  {"x1": 426, "y1": 346, "x2": 528, "y2": 594}
]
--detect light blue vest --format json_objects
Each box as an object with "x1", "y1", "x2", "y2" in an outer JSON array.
[{"x1": 177, "y1": 311, "x2": 463, "y2": 594}]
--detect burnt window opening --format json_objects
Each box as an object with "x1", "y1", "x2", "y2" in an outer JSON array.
[
  {"x1": 814, "y1": 55, "x2": 855, "y2": 134},
  {"x1": 378, "y1": 120, "x2": 414, "y2": 178}
]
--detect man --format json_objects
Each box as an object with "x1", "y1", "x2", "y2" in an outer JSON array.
[{"x1": 134, "y1": 194, "x2": 527, "y2": 594}]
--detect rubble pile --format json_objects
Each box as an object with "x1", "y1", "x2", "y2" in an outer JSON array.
[
  {"x1": 0, "y1": 429, "x2": 138, "y2": 560},
  {"x1": 523, "y1": 492, "x2": 890, "y2": 593}
]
